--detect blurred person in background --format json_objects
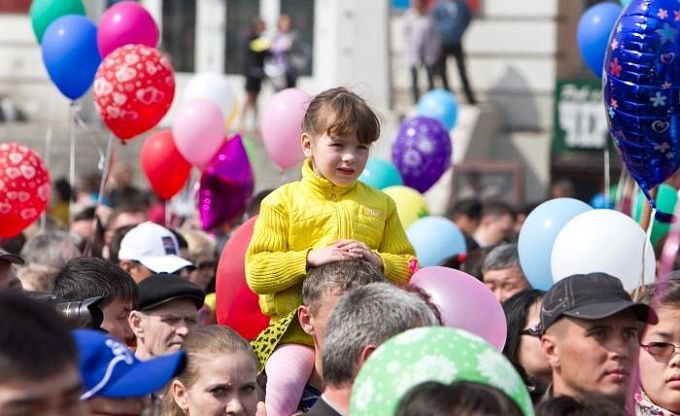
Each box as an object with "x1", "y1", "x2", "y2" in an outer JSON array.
[
  {"x1": 241, "y1": 16, "x2": 269, "y2": 131},
  {"x1": 17, "y1": 263, "x2": 58, "y2": 293},
  {"x1": 21, "y1": 230, "x2": 81, "y2": 269},
  {"x1": 473, "y1": 201, "x2": 516, "y2": 247},
  {"x1": 482, "y1": 243, "x2": 530, "y2": 302},
  {"x1": 0, "y1": 248, "x2": 23, "y2": 290},
  {"x1": 403, "y1": 0, "x2": 441, "y2": 103}
]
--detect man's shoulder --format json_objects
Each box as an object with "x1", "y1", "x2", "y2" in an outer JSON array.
[{"x1": 305, "y1": 397, "x2": 342, "y2": 416}]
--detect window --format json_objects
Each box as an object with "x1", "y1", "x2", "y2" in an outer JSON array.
[
  {"x1": 225, "y1": 0, "x2": 260, "y2": 75},
  {"x1": 280, "y1": 0, "x2": 314, "y2": 76},
  {"x1": 161, "y1": 0, "x2": 196, "y2": 73}
]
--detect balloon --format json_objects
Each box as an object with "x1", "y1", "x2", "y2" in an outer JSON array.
[
  {"x1": 172, "y1": 99, "x2": 225, "y2": 166},
  {"x1": 416, "y1": 89, "x2": 459, "y2": 131},
  {"x1": 260, "y1": 88, "x2": 311, "y2": 170},
  {"x1": 589, "y1": 192, "x2": 613, "y2": 209},
  {"x1": 140, "y1": 130, "x2": 191, "y2": 200},
  {"x1": 185, "y1": 72, "x2": 236, "y2": 119},
  {"x1": 216, "y1": 216, "x2": 270, "y2": 340},
  {"x1": 633, "y1": 184, "x2": 678, "y2": 245},
  {"x1": 603, "y1": 0, "x2": 680, "y2": 203},
  {"x1": 383, "y1": 186, "x2": 430, "y2": 228},
  {"x1": 0, "y1": 143, "x2": 51, "y2": 238},
  {"x1": 41, "y1": 15, "x2": 101, "y2": 100},
  {"x1": 392, "y1": 116, "x2": 452, "y2": 193},
  {"x1": 98, "y1": 1, "x2": 159, "y2": 58},
  {"x1": 30, "y1": 0, "x2": 85, "y2": 43},
  {"x1": 517, "y1": 198, "x2": 592, "y2": 291},
  {"x1": 350, "y1": 327, "x2": 534, "y2": 416},
  {"x1": 93, "y1": 44, "x2": 175, "y2": 139},
  {"x1": 576, "y1": 3, "x2": 621, "y2": 76},
  {"x1": 199, "y1": 135, "x2": 254, "y2": 231},
  {"x1": 358, "y1": 158, "x2": 403, "y2": 189},
  {"x1": 620, "y1": 0, "x2": 631, "y2": 6},
  {"x1": 551, "y1": 209, "x2": 655, "y2": 291},
  {"x1": 407, "y1": 217, "x2": 467, "y2": 266},
  {"x1": 410, "y1": 267, "x2": 507, "y2": 349}
]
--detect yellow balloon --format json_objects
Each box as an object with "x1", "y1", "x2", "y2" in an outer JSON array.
[
  {"x1": 383, "y1": 185, "x2": 430, "y2": 229},
  {"x1": 204, "y1": 292, "x2": 217, "y2": 311}
]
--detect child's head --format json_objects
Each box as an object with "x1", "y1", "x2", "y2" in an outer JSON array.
[{"x1": 301, "y1": 87, "x2": 380, "y2": 186}]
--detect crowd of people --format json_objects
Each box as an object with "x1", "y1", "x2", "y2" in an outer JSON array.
[{"x1": 0, "y1": 86, "x2": 678, "y2": 416}]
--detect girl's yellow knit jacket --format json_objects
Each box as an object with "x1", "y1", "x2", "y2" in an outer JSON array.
[{"x1": 245, "y1": 160, "x2": 416, "y2": 343}]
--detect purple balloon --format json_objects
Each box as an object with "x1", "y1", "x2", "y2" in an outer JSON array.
[
  {"x1": 392, "y1": 116, "x2": 452, "y2": 193},
  {"x1": 199, "y1": 135, "x2": 254, "y2": 231},
  {"x1": 410, "y1": 266, "x2": 507, "y2": 350}
]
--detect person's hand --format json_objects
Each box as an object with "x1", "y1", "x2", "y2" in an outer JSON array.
[
  {"x1": 334, "y1": 239, "x2": 384, "y2": 270},
  {"x1": 307, "y1": 244, "x2": 362, "y2": 267},
  {"x1": 255, "y1": 402, "x2": 267, "y2": 416}
]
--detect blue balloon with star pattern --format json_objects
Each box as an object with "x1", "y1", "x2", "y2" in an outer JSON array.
[{"x1": 604, "y1": 0, "x2": 680, "y2": 204}]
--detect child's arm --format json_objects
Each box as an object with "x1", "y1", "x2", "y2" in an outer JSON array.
[
  {"x1": 377, "y1": 201, "x2": 418, "y2": 285},
  {"x1": 245, "y1": 203, "x2": 309, "y2": 295}
]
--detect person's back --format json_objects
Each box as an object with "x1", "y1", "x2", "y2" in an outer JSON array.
[{"x1": 432, "y1": 0, "x2": 471, "y2": 47}]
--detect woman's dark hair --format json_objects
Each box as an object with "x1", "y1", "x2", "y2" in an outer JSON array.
[
  {"x1": 302, "y1": 87, "x2": 381, "y2": 145},
  {"x1": 635, "y1": 275, "x2": 680, "y2": 308},
  {"x1": 536, "y1": 395, "x2": 623, "y2": 416},
  {"x1": 502, "y1": 289, "x2": 545, "y2": 386},
  {"x1": 396, "y1": 381, "x2": 523, "y2": 416}
]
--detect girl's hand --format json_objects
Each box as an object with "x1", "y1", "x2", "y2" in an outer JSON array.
[
  {"x1": 334, "y1": 240, "x2": 384, "y2": 270},
  {"x1": 307, "y1": 245, "x2": 362, "y2": 267}
]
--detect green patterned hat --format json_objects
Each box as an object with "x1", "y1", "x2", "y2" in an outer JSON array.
[{"x1": 349, "y1": 326, "x2": 535, "y2": 416}]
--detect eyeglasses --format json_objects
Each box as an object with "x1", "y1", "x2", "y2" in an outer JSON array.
[
  {"x1": 641, "y1": 342, "x2": 680, "y2": 359},
  {"x1": 521, "y1": 324, "x2": 542, "y2": 338}
]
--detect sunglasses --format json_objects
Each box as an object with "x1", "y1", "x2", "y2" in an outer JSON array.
[
  {"x1": 521, "y1": 324, "x2": 542, "y2": 338},
  {"x1": 641, "y1": 342, "x2": 680, "y2": 359}
]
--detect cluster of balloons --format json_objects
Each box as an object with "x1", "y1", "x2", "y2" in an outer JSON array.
[
  {"x1": 518, "y1": 198, "x2": 655, "y2": 291},
  {"x1": 0, "y1": 143, "x2": 51, "y2": 238},
  {"x1": 391, "y1": 89, "x2": 457, "y2": 194}
]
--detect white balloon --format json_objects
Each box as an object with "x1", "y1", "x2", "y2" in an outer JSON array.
[
  {"x1": 551, "y1": 209, "x2": 655, "y2": 292},
  {"x1": 184, "y1": 72, "x2": 235, "y2": 118}
]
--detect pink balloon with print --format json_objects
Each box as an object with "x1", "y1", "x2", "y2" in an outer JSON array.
[
  {"x1": 172, "y1": 98, "x2": 226, "y2": 167},
  {"x1": 0, "y1": 143, "x2": 51, "y2": 238}
]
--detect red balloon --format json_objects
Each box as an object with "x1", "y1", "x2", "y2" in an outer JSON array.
[
  {"x1": 93, "y1": 44, "x2": 175, "y2": 140},
  {"x1": 0, "y1": 143, "x2": 51, "y2": 238},
  {"x1": 216, "y1": 216, "x2": 270, "y2": 340},
  {"x1": 141, "y1": 130, "x2": 191, "y2": 200}
]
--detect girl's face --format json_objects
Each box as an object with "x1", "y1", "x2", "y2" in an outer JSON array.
[
  {"x1": 517, "y1": 300, "x2": 552, "y2": 384},
  {"x1": 174, "y1": 351, "x2": 259, "y2": 416},
  {"x1": 639, "y1": 306, "x2": 680, "y2": 412},
  {"x1": 302, "y1": 132, "x2": 370, "y2": 186}
]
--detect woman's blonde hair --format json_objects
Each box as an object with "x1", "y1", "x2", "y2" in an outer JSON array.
[{"x1": 161, "y1": 325, "x2": 258, "y2": 415}]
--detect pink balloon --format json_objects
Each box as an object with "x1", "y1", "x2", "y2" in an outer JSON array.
[
  {"x1": 172, "y1": 99, "x2": 225, "y2": 166},
  {"x1": 98, "y1": 1, "x2": 159, "y2": 57},
  {"x1": 260, "y1": 88, "x2": 311, "y2": 171},
  {"x1": 410, "y1": 266, "x2": 507, "y2": 350}
]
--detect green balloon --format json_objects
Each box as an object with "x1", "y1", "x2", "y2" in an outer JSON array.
[
  {"x1": 633, "y1": 184, "x2": 678, "y2": 245},
  {"x1": 350, "y1": 327, "x2": 535, "y2": 416},
  {"x1": 30, "y1": 0, "x2": 86, "y2": 43}
]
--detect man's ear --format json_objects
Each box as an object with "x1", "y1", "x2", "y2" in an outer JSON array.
[
  {"x1": 171, "y1": 379, "x2": 189, "y2": 413},
  {"x1": 358, "y1": 344, "x2": 377, "y2": 368},
  {"x1": 301, "y1": 133, "x2": 314, "y2": 159},
  {"x1": 128, "y1": 310, "x2": 144, "y2": 339},
  {"x1": 298, "y1": 304, "x2": 315, "y2": 336},
  {"x1": 541, "y1": 334, "x2": 560, "y2": 370}
]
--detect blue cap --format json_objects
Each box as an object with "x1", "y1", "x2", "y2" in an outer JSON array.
[{"x1": 73, "y1": 329, "x2": 186, "y2": 399}]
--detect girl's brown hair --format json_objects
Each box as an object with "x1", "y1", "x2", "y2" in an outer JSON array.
[
  {"x1": 302, "y1": 87, "x2": 381, "y2": 145},
  {"x1": 161, "y1": 325, "x2": 258, "y2": 416}
]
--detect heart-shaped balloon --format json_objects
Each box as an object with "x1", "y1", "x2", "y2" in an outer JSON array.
[
  {"x1": 198, "y1": 135, "x2": 254, "y2": 230},
  {"x1": 603, "y1": 0, "x2": 680, "y2": 204}
]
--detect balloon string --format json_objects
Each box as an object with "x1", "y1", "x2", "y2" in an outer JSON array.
[
  {"x1": 639, "y1": 207, "x2": 656, "y2": 289},
  {"x1": 85, "y1": 134, "x2": 115, "y2": 257},
  {"x1": 40, "y1": 124, "x2": 53, "y2": 231},
  {"x1": 604, "y1": 145, "x2": 611, "y2": 203},
  {"x1": 68, "y1": 102, "x2": 78, "y2": 220},
  {"x1": 165, "y1": 200, "x2": 171, "y2": 228}
]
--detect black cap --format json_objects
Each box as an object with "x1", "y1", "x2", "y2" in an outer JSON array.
[
  {"x1": 541, "y1": 272, "x2": 657, "y2": 331},
  {"x1": 0, "y1": 249, "x2": 24, "y2": 265},
  {"x1": 137, "y1": 273, "x2": 205, "y2": 311}
]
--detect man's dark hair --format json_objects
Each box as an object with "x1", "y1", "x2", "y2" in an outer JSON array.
[
  {"x1": 445, "y1": 198, "x2": 482, "y2": 221},
  {"x1": 460, "y1": 246, "x2": 496, "y2": 280},
  {"x1": 397, "y1": 381, "x2": 523, "y2": 416},
  {"x1": 502, "y1": 289, "x2": 545, "y2": 388},
  {"x1": 481, "y1": 201, "x2": 515, "y2": 219},
  {"x1": 0, "y1": 291, "x2": 77, "y2": 381},
  {"x1": 245, "y1": 189, "x2": 274, "y2": 220},
  {"x1": 302, "y1": 260, "x2": 386, "y2": 314},
  {"x1": 108, "y1": 224, "x2": 136, "y2": 264},
  {"x1": 536, "y1": 395, "x2": 622, "y2": 416},
  {"x1": 54, "y1": 257, "x2": 138, "y2": 308}
]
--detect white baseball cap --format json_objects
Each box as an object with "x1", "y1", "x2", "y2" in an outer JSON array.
[{"x1": 118, "y1": 222, "x2": 193, "y2": 274}]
